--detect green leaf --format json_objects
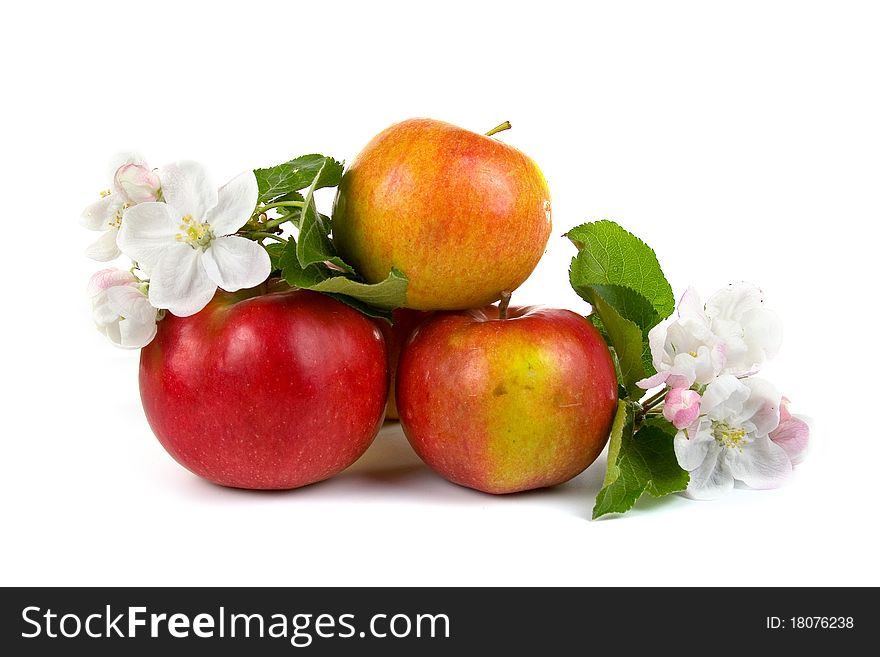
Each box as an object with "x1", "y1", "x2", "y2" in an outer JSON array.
[
  {"x1": 593, "y1": 419, "x2": 688, "y2": 519},
  {"x1": 254, "y1": 154, "x2": 343, "y2": 204},
  {"x1": 569, "y1": 220, "x2": 673, "y2": 395},
  {"x1": 602, "y1": 400, "x2": 638, "y2": 488},
  {"x1": 582, "y1": 289, "x2": 647, "y2": 396},
  {"x1": 302, "y1": 268, "x2": 408, "y2": 310},
  {"x1": 295, "y1": 157, "x2": 350, "y2": 270},
  {"x1": 567, "y1": 220, "x2": 674, "y2": 318},
  {"x1": 279, "y1": 240, "x2": 331, "y2": 288},
  {"x1": 590, "y1": 283, "x2": 660, "y2": 384},
  {"x1": 278, "y1": 235, "x2": 408, "y2": 311},
  {"x1": 253, "y1": 153, "x2": 407, "y2": 319},
  {"x1": 324, "y1": 294, "x2": 393, "y2": 322},
  {"x1": 265, "y1": 242, "x2": 286, "y2": 273},
  {"x1": 588, "y1": 284, "x2": 660, "y2": 331}
]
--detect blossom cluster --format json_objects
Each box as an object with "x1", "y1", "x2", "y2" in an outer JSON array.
[
  {"x1": 640, "y1": 283, "x2": 810, "y2": 499},
  {"x1": 81, "y1": 155, "x2": 271, "y2": 348}
]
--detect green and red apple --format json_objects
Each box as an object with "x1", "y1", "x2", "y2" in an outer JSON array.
[
  {"x1": 396, "y1": 303, "x2": 618, "y2": 494},
  {"x1": 139, "y1": 287, "x2": 388, "y2": 490},
  {"x1": 332, "y1": 118, "x2": 552, "y2": 310}
]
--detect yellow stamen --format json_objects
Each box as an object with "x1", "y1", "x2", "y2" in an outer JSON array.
[
  {"x1": 175, "y1": 214, "x2": 213, "y2": 249},
  {"x1": 712, "y1": 421, "x2": 749, "y2": 451}
]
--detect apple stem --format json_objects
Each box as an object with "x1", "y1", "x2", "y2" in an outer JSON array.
[
  {"x1": 485, "y1": 121, "x2": 512, "y2": 137},
  {"x1": 498, "y1": 291, "x2": 512, "y2": 320}
]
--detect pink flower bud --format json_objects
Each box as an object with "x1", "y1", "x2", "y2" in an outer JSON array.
[
  {"x1": 87, "y1": 268, "x2": 136, "y2": 297},
  {"x1": 114, "y1": 164, "x2": 160, "y2": 204},
  {"x1": 663, "y1": 387, "x2": 702, "y2": 430}
]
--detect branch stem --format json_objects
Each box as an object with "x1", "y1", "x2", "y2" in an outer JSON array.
[
  {"x1": 640, "y1": 389, "x2": 667, "y2": 413},
  {"x1": 242, "y1": 231, "x2": 287, "y2": 243}
]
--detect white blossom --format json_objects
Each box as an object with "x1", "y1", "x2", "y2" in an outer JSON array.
[
  {"x1": 81, "y1": 153, "x2": 160, "y2": 261},
  {"x1": 639, "y1": 283, "x2": 782, "y2": 390},
  {"x1": 88, "y1": 269, "x2": 158, "y2": 349},
  {"x1": 673, "y1": 375, "x2": 791, "y2": 499},
  {"x1": 704, "y1": 282, "x2": 782, "y2": 376},
  {"x1": 117, "y1": 162, "x2": 269, "y2": 317}
]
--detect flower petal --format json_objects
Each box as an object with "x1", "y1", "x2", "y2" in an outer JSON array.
[
  {"x1": 85, "y1": 229, "x2": 122, "y2": 261},
  {"x1": 741, "y1": 377, "x2": 782, "y2": 436},
  {"x1": 106, "y1": 152, "x2": 146, "y2": 180},
  {"x1": 118, "y1": 316, "x2": 158, "y2": 349},
  {"x1": 646, "y1": 322, "x2": 668, "y2": 372},
  {"x1": 205, "y1": 171, "x2": 258, "y2": 235},
  {"x1": 683, "y1": 443, "x2": 733, "y2": 500},
  {"x1": 100, "y1": 319, "x2": 123, "y2": 347},
  {"x1": 677, "y1": 286, "x2": 706, "y2": 321},
  {"x1": 770, "y1": 407, "x2": 810, "y2": 466},
  {"x1": 727, "y1": 434, "x2": 792, "y2": 489},
  {"x1": 202, "y1": 236, "x2": 271, "y2": 292},
  {"x1": 158, "y1": 161, "x2": 217, "y2": 219},
  {"x1": 664, "y1": 388, "x2": 701, "y2": 429},
  {"x1": 87, "y1": 268, "x2": 136, "y2": 297},
  {"x1": 117, "y1": 202, "x2": 179, "y2": 274},
  {"x1": 701, "y1": 375, "x2": 748, "y2": 419},
  {"x1": 148, "y1": 246, "x2": 217, "y2": 317},
  {"x1": 106, "y1": 285, "x2": 156, "y2": 324},
  {"x1": 706, "y1": 282, "x2": 764, "y2": 322},
  {"x1": 114, "y1": 164, "x2": 160, "y2": 204},
  {"x1": 674, "y1": 423, "x2": 714, "y2": 470},
  {"x1": 637, "y1": 370, "x2": 669, "y2": 390},
  {"x1": 81, "y1": 195, "x2": 120, "y2": 231},
  {"x1": 91, "y1": 291, "x2": 120, "y2": 326},
  {"x1": 734, "y1": 307, "x2": 783, "y2": 373}
]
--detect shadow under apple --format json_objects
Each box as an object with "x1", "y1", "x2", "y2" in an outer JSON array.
[{"x1": 167, "y1": 423, "x2": 626, "y2": 520}]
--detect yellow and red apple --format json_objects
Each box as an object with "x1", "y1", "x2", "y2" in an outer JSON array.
[
  {"x1": 332, "y1": 118, "x2": 552, "y2": 310},
  {"x1": 396, "y1": 304, "x2": 618, "y2": 494}
]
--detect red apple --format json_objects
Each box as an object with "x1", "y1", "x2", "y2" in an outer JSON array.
[
  {"x1": 332, "y1": 118, "x2": 552, "y2": 310},
  {"x1": 396, "y1": 304, "x2": 618, "y2": 494},
  {"x1": 376, "y1": 308, "x2": 432, "y2": 421},
  {"x1": 139, "y1": 287, "x2": 388, "y2": 490}
]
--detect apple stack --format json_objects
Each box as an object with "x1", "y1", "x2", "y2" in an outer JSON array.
[
  {"x1": 333, "y1": 119, "x2": 618, "y2": 494},
  {"x1": 140, "y1": 119, "x2": 618, "y2": 493}
]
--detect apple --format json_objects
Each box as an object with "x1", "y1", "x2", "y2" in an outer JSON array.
[
  {"x1": 139, "y1": 287, "x2": 388, "y2": 490},
  {"x1": 332, "y1": 118, "x2": 552, "y2": 310},
  {"x1": 376, "y1": 308, "x2": 432, "y2": 421},
  {"x1": 396, "y1": 303, "x2": 618, "y2": 494}
]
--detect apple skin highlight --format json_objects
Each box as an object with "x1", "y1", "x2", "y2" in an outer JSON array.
[
  {"x1": 139, "y1": 288, "x2": 388, "y2": 490},
  {"x1": 332, "y1": 118, "x2": 552, "y2": 311},
  {"x1": 396, "y1": 305, "x2": 619, "y2": 494}
]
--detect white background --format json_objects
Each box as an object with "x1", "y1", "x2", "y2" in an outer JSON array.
[{"x1": 2, "y1": 0, "x2": 878, "y2": 586}]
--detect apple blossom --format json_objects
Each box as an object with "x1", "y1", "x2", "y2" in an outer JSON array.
[
  {"x1": 117, "y1": 162, "x2": 270, "y2": 317},
  {"x1": 663, "y1": 387, "x2": 701, "y2": 430},
  {"x1": 673, "y1": 375, "x2": 791, "y2": 499},
  {"x1": 638, "y1": 288, "x2": 726, "y2": 390},
  {"x1": 704, "y1": 282, "x2": 782, "y2": 376},
  {"x1": 88, "y1": 268, "x2": 158, "y2": 349},
  {"x1": 81, "y1": 154, "x2": 160, "y2": 261},
  {"x1": 638, "y1": 283, "x2": 782, "y2": 390}
]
